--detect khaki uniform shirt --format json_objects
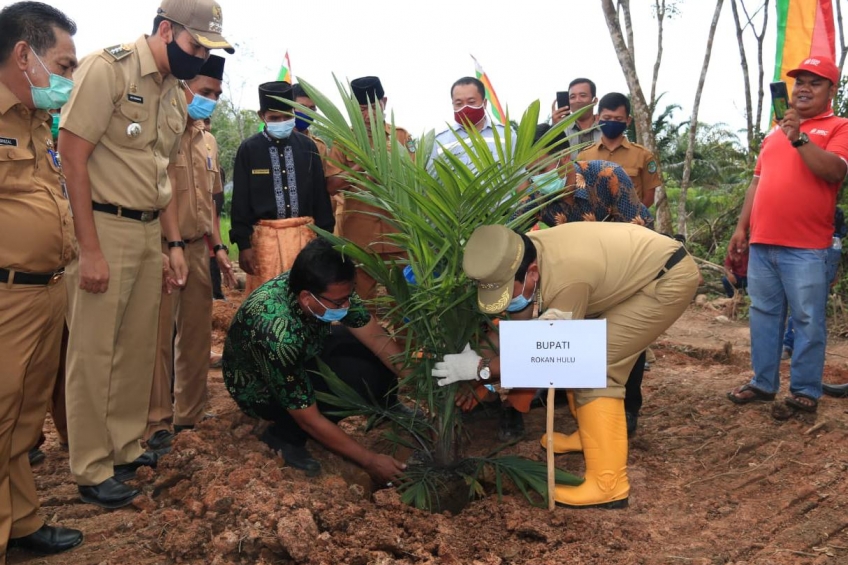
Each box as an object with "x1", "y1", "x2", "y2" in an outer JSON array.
[
  {"x1": 168, "y1": 119, "x2": 223, "y2": 240},
  {"x1": 577, "y1": 137, "x2": 661, "y2": 205},
  {"x1": 305, "y1": 130, "x2": 342, "y2": 178},
  {"x1": 528, "y1": 222, "x2": 681, "y2": 320},
  {"x1": 0, "y1": 82, "x2": 75, "y2": 272},
  {"x1": 60, "y1": 36, "x2": 186, "y2": 211},
  {"x1": 340, "y1": 125, "x2": 413, "y2": 253}
]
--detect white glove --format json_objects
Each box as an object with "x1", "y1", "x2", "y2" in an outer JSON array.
[{"x1": 432, "y1": 343, "x2": 482, "y2": 386}]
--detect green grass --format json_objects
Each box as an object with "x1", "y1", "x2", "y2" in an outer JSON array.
[{"x1": 218, "y1": 216, "x2": 237, "y2": 262}]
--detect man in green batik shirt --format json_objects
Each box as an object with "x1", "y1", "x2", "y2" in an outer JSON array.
[{"x1": 223, "y1": 238, "x2": 407, "y2": 483}]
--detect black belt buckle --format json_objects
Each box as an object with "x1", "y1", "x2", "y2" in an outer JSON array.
[{"x1": 139, "y1": 210, "x2": 156, "y2": 222}]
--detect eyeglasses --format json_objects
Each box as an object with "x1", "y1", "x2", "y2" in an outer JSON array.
[{"x1": 311, "y1": 292, "x2": 351, "y2": 309}]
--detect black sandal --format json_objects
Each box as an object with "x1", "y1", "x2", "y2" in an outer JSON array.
[
  {"x1": 785, "y1": 394, "x2": 818, "y2": 413},
  {"x1": 727, "y1": 384, "x2": 776, "y2": 404}
]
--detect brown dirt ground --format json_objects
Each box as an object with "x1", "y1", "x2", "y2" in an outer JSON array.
[{"x1": 10, "y1": 292, "x2": 848, "y2": 565}]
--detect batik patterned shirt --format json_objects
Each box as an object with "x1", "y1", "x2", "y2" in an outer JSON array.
[{"x1": 222, "y1": 272, "x2": 370, "y2": 415}]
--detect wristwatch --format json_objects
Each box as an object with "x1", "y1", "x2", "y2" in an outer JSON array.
[
  {"x1": 792, "y1": 132, "x2": 810, "y2": 148},
  {"x1": 213, "y1": 243, "x2": 229, "y2": 254},
  {"x1": 477, "y1": 357, "x2": 492, "y2": 380},
  {"x1": 167, "y1": 240, "x2": 186, "y2": 249}
]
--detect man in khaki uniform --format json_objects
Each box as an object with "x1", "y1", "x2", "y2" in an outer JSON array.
[
  {"x1": 59, "y1": 0, "x2": 233, "y2": 509},
  {"x1": 0, "y1": 2, "x2": 83, "y2": 557},
  {"x1": 432, "y1": 223, "x2": 699, "y2": 508},
  {"x1": 577, "y1": 92, "x2": 662, "y2": 208},
  {"x1": 146, "y1": 54, "x2": 235, "y2": 450},
  {"x1": 336, "y1": 76, "x2": 414, "y2": 301}
]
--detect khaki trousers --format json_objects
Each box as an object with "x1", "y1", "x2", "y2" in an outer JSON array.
[
  {"x1": 147, "y1": 239, "x2": 212, "y2": 435},
  {"x1": 0, "y1": 280, "x2": 66, "y2": 559},
  {"x1": 574, "y1": 256, "x2": 701, "y2": 406},
  {"x1": 65, "y1": 213, "x2": 162, "y2": 486}
]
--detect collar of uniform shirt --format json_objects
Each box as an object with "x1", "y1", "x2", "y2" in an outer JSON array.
[
  {"x1": 137, "y1": 35, "x2": 162, "y2": 78},
  {"x1": 0, "y1": 81, "x2": 23, "y2": 115}
]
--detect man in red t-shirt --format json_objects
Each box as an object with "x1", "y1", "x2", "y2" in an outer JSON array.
[{"x1": 727, "y1": 56, "x2": 848, "y2": 415}]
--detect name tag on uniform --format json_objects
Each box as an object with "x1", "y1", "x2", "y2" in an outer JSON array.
[
  {"x1": 252, "y1": 168, "x2": 270, "y2": 175},
  {"x1": 127, "y1": 94, "x2": 144, "y2": 104},
  {"x1": 0, "y1": 136, "x2": 18, "y2": 146}
]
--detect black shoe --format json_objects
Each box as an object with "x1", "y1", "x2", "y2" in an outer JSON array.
[
  {"x1": 146, "y1": 429, "x2": 174, "y2": 450},
  {"x1": 8, "y1": 524, "x2": 83, "y2": 554},
  {"x1": 28, "y1": 448, "x2": 46, "y2": 466},
  {"x1": 78, "y1": 477, "x2": 139, "y2": 509},
  {"x1": 497, "y1": 406, "x2": 525, "y2": 442},
  {"x1": 823, "y1": 382, "x2": 848, "y2": 398},
  {"x1": 625, "y1": 411, "x2": 639, "y2": 436},
  {"x1": 259, "y1": 430, "x2": 321, "y2": 477},
  {"x1": 114, "y1": 450, "x2": 163, "y2": 482}
]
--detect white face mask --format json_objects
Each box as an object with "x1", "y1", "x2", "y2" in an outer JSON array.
[{"x1": 266, "y1": 118, "x2": 295, "y2": 139}]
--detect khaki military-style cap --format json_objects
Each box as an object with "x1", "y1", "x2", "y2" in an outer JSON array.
[
  {"x1": 158, "y1": 0, "x2": 235, "y2": 54},
  {"x1": 463, "y1": 225, "x2": 524, "y2": 314}
]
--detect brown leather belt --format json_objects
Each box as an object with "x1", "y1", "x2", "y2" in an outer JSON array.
[
  {"x1": 655, "y1": 246, "x2": 688, "y2": 280},
  {"x1": 92, "y1": 201, "x2": 159, "y2": 222},
  {"x1": 0, "y1": 267, "x2": 64, "y2": 286}
]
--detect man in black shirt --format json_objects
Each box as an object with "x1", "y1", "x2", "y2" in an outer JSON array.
[{"x1": 230, "y1": 81, "x2": 335, "y2": 294}]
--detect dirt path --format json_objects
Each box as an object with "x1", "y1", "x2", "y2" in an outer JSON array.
[{"x1": 11, "y1": 297, "x2": 848, "y2": 565}]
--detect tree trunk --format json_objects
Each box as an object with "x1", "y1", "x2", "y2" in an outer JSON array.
[
  {"x1": 650, "y1": 0, "x2": 667, "y2": 110},
  {"x1": 678, "y1": 0, "x2": 725, "y2": 236},
  {"x1": 730, "y1": 0, "x2": 755, "y2": 161},
  {"x1": 601, "y1": 0, "x2": 674, "y2": 235}
]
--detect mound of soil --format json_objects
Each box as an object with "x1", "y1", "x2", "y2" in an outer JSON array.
[{"x1": 12, "y1": 299, "x2": 848, "y2": 565}]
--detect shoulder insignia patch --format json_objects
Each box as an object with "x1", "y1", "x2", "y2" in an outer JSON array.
[
  {"x1": 104, "y1": 44, "x2": 133, "y2": 60},
  {"x1": 647, "y1": 160, "x2": 658, "y2": 174},
  {"x1": 406, "y1": 138, "x2": 417, "y2": 153}
]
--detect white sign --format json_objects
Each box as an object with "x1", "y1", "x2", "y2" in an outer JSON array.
[{"x1": 499, "y1": 320, "x2": 607, "y2": 389}]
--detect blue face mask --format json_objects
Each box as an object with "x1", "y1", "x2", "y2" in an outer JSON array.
[
  {"x1": 506, "y1": 277, "x2": 535, "y2": 313},
  {"x1": 186, "y1": 88, "x2": 218, "y2": 120},
  {"x1": 25, "y1": 48, "x2": 73, "y2": 110},
  {"x1": 598, "y1": 119, "x2": 628, "y2": 139},
  {"x1": 266, "y1": 118, "x2": 296, "y2": 139},
  {"x1": 308, "y1": 292, "x2": 349, "y2": 322},
  {"x1": 531, "y1": 170, "x2": 565, "y2": 195},
  {"x1": 295, "y1": 111, "x2": 312, "y2": 131}
]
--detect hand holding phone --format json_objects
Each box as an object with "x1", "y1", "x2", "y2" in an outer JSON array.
[
  {"x1": 556, "y1": 91, "x2": 570, "y2": 112},
  {"x1": 770, "y1": 81, "x2": 790, "y2": 121}
]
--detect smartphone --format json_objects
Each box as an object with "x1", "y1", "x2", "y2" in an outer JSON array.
[
  {"x1": 556, "y1": 91, "x2": 570, "y2": 111},
  {"x1": 770, "y1": 81, "x2": 790, "y2": 121}
]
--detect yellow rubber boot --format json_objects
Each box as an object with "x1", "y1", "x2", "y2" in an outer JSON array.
[
  {"x1": 540, "y1": 392, "x2": 583, "y2": 453},
  {"x1": 554, "y1": 397, "x2": 630, "y2": 508}
]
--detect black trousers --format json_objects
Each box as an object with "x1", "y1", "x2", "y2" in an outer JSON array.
[
  {"x1": 251, "y1": 326, "x2": 397, "y2": 446},
  {"x1": 210, "y1": 256, "x2": 224, "y2": 300},
  {"x1": 624, "y1": 350, "x2": 647, "y2": 416}
]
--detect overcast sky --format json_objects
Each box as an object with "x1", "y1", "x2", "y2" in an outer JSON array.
[{"x1": 22, "y1": 0, "x2": 778, "y2": 141}]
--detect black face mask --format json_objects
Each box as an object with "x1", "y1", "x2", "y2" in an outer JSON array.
[{"x1": 166, "y1": 38, "x2": 205, "y2": 80}]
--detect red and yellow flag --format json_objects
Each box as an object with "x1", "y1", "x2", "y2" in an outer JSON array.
[
  {"x1": 774, "y1": 0, "x2": 835, "y2": 86},
  {"x1": 277, "y1": 50, "x2": 293, "y2": 83},
  {"x1": 471, "y1": 55, "x2": 506, "y2": 126}
]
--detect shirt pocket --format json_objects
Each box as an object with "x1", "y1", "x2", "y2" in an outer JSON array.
[
  {"x1": 110, "y1": 103, "x2": 150, "y2": 149},
  {"x1": 622, "y1": 166, "x2": 640, "y2": 181},
  {"x1": 169, "y1": 152, "x2": 190, "y2": 191},
  {"x1": 0, "y1": 145, "x2": 36, "y2": 192}
]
